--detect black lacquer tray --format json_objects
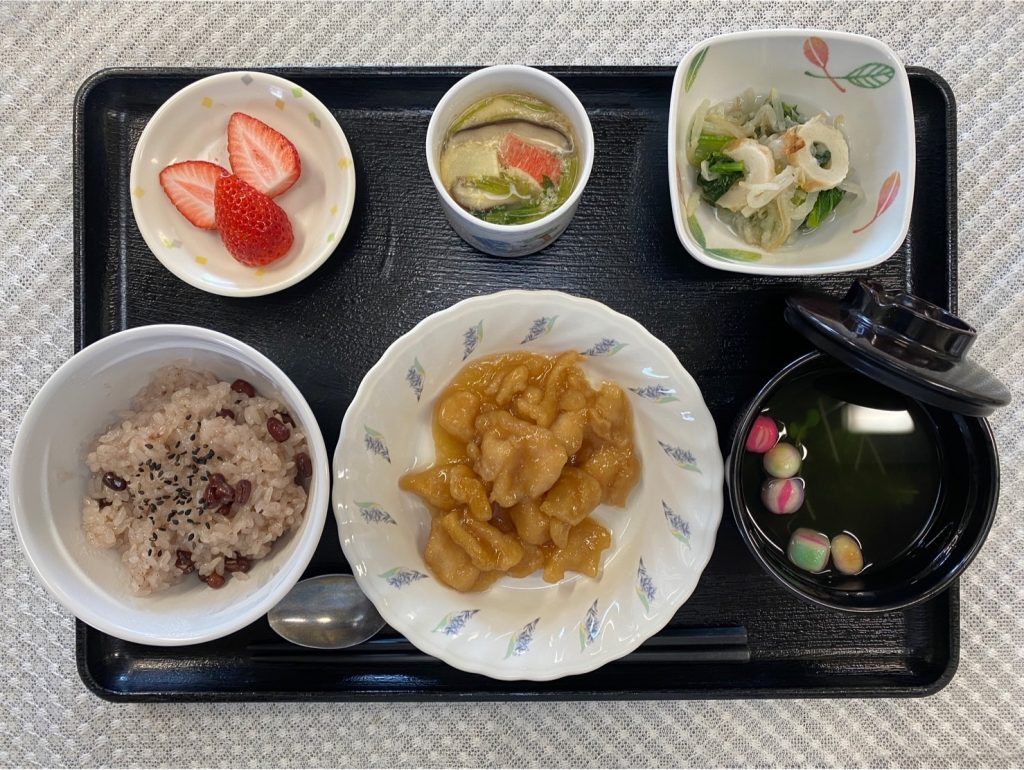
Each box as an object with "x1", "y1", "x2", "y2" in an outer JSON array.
[{"x1": 73, "y1": 66, "x2": 958, "y2": 701}]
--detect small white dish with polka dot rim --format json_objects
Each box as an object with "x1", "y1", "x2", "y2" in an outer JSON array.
[{"x1": 129, "y1": 71, "x2": 356, "y2": 297}]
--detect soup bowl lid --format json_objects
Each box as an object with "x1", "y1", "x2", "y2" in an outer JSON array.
[{"x1": 784, "y1": 279, "x2": 1010, "y2": 417}]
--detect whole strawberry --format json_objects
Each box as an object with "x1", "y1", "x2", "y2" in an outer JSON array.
[{"x1": 214, "y1": 174, "x2": 294, "y2": 266}]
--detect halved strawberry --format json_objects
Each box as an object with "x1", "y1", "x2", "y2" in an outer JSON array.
[
  {"x1": 214, "y1": 174, "x2": 294, "y2": 266},
  {"x1": 158, "y1": 160, "x2": 227, "y2": 229},
  {"x1": 227, "y1": 112, "x2": 301, "y2": 198},
  {"x1": 498, "y1": 133, "x2": 562, "y2": 186}
]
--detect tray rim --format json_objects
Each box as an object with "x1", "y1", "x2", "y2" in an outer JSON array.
[{"x1": 71, "y1": 64, "x2": 960, "y2": 702}]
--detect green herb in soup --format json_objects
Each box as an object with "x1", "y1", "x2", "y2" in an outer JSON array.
[
  {"x1": 741, "y1": 369, "x2": 943, "y2": 578},
  {"x1": 440, "y1": 94, "x2": 579, "y2": 225}
]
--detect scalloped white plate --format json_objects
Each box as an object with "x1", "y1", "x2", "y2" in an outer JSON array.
[
  {"x1": 332, "y1": 291, "x2": 724, "y2": 681},
  {"x1": 130, "y1": 71, "x2": 356, "y2": 297}
]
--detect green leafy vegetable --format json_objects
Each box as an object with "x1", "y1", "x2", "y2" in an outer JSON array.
[
  {"x1": 803, "y1": 188, "x2": 845, "y2": 229},
  {"x1": 556, "y1": 153, "x2": 578, "y2": 202},
  {"x1": 504, "y1": 94, "x2": 551, "y2": 112},
  {"x1": 697, "y1": 153, "x2": 744, "y2": 203},
  {"x1": 476, "y1": 204, "x2": 547, "y2": 225},
  {"x1": 707, "y1": 158, "x2": 744, "y2": 174},
  {"x1": 782, "y1": 102, "x2": 802, "y2": 122},
  {"x1": 470, "y1": 175, "x2": 512, "y2": 195},
  {"x1": 692, "y1": 133, "x2": 732, "y2": 164}
]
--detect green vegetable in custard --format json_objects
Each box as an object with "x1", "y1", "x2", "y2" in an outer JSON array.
[
  {"x1": 471, "y1": 175, "x2": 514, "y2": 195},
  {"x1": 803, "y1": 187, "x2": 846, "y2": 230},
  {"x1": 697, "y1": 152, "x2": 745, "y2": 203},
  {"x1": 782, "y1": 102, "x2": 802, "y2": 122},
  {"x1": 556, "y1": 153, "x2": 579, "y2": 202},
  {"x1": 476, "y1": 203, "x2": 547, "y2": 225},
  {"x1": 692, "y1": 132, "x2": 733, "y2": 164},
  {"x1": 504, "y1": 94, "x2": 551, "y2": 112}
]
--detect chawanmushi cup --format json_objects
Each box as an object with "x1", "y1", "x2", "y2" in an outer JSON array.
[
  {"x1": 425, "y1": 65, "x2": 595, "y2": 258},
  {"x1": 726, "y1": 280, "x2": 1009, "y2": 613}
]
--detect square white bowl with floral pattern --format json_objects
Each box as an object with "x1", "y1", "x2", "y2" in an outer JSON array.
[{"x1": 668, "y1": 29, "x2": 915, "y2": 275}]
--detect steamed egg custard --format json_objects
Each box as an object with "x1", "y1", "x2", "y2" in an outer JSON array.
[{"x1": 439, "y1": 94, "x2": 580, "y2": 226}]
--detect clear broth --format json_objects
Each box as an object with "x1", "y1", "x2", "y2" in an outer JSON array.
[{"x1": 742, "y1": 369, "x2": 943, "y2": 577}]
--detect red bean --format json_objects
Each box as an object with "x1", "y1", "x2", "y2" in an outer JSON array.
[
  {"x1": 175, "y1": 550, "x2": 195, "y2": 574},
  {"x1": 235, "y1": 479, "x2": 252, "y2": 506},
  {"x1": 267, "y1": 416, "x2": 290, "y2": 442},
  {"x1": 216, "y1": 409, "x2": 235, "y2": 420},
  {"x1": 203, "y1": 473, "x2": 234, "y2": 507},
  {"x1": 224, "y1": 555, "x2": 251, "y2": 573},
  {"x1": 295, "y1": 452, "x2": 312, "y2": 479},
  {"x1": 199, "y1": 571, "x2": 225, "y2": 589},
  {"x1": 102, "y1": 472, "x2": 127, "y2": 491},
  {"x1": 230, "y1": 379, "x2": 256, "y2": 397}
]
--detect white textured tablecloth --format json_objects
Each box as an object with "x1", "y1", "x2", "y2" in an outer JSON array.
[{"x1": 1, "y1": 1, "x2": 1022, "y2": 767}]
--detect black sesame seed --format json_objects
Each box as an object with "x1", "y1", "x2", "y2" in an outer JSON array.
[
  {"x1": 148, "y1": 549, "x2": 152, "y2": 556},
  {"x1": 185, "y1": 414, "x2": 192, "y2": 421},
  {"x1": 189, "y1": 434, "x2": 196, "y2": 441},
  {"x1": 145, "y1": 443, "x2": 153, "y2": 450}
]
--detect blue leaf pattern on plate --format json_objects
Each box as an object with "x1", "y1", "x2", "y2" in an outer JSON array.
[
  {"x1": 504, "y1": 618, "x2": 540, "y2": 659},
  {"x1": 521, "y1": 315, "x2": 558, "y2": 344},
  {"x1": 406, "y1": 358, "x2": 425, "y2": 402},
  {"x1": 662, "y1": 500, "x2": 690, "y2": 545},
  {"x1": 578, "y1": 599, "x2": 600, "y2": 651},
  {"x1": 658, "y1": 440, "x2": 700, "y2": 473},
  {"x1": 582, "y1": 338, "x2": 627, "y2": 357},
  {"x1": 433, "y1": 609, "x2": 479, "y2": 637},
  {"x1": 364, "y1": 426, "x2": 391, "y2": 463},
  {"x1": 636, "y1": 558, "x2": 656, "y2": 611},
  {"x1": 356, "y1": 501, "x2": 397, "y2": 525},
  {"x1": 463, "y1": 321, "x2": 483, "y2": 360},
  {"x1": 379, "y1": 567, "x2": 427, "y2": 588},
  {"x1": 629, "y1": 384, "x2": 679, "y2": 404}
]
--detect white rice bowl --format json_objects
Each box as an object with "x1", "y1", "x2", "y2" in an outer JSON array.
[{"x1": 10, "y1": 325, "x2": 329, "y2": 646}]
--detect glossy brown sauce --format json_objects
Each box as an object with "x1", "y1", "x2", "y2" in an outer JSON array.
[{"x1": 400, "y1": 351, "x2": 640, "y2": 592}]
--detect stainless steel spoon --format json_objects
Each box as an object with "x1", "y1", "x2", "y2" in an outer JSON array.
[{"x1": 268, "y1": 573, "x2": 386, "y2": 649}]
